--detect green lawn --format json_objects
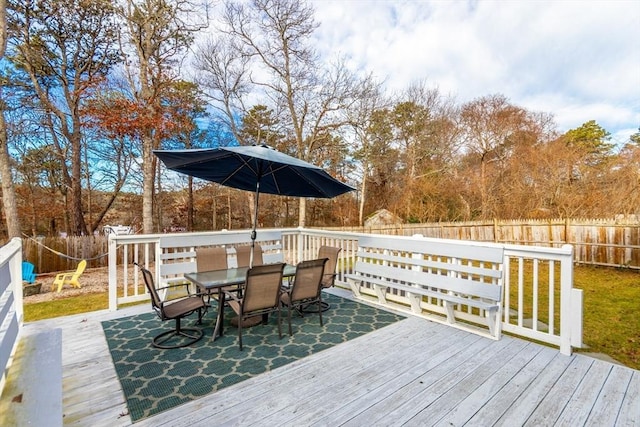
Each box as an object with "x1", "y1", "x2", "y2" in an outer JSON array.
[
  {"x1": 573, "y1": 265, "x2": 640, "y2": 369},
  {"x1": 24, "y1": 265, "x2": 640, "y2": 370},
  {"x1": 24, "y1": 293, "x2": 109, "y2": 321}
]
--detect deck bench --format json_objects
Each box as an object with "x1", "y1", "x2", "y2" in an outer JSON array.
[{"x1": 345, "y1": 235, "x2": 505, "y2": 339}]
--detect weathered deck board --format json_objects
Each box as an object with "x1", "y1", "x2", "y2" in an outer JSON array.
[
  {"x1": 586, "y1": 365, "x2": 636, "y2": 426},
  {"x1": 615, "y1": 369, "x2": 640, "y2": 427},
  {"x1": 464, "y1": 346, "x2": 560, "y2": 425},
  {"x1": 523, "y1": 355, "x2": 596, "y2": 426},
  {"x1": 17, "y1": 290, "x2": 639, "y2": 427},
  {"x1": 493, "y1": 350, "x2": 575, "y2": 426}
]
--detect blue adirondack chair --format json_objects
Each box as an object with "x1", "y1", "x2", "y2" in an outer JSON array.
[{"x1": 22, "y1": 261, "x2": 37, "y2": 284}]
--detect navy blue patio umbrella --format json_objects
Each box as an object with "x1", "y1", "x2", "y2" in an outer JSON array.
[{"x1": 154, "y1": 144, "x2": 355, "y2": 265}]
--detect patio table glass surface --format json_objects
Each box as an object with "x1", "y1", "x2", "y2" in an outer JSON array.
[{"x1": 185, "y1": 264, "x2": 297, "y2": 339}]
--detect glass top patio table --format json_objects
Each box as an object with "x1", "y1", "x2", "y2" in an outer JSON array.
[
  {"x1": 184, "y1": 263, "x2": 296, "y2": 339},
  {"x1": 185, "y1": 263, "x2": 296, "y2": 291}
]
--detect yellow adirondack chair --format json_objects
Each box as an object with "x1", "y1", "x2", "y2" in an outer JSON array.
[{"x1": 53, "y1": 260, "x2": 87, "y2": 293}]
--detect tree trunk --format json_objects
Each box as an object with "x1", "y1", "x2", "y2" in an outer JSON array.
[
  {"x1": 480, "y1": 155, "x2": 487, "y2": 218},
  {"x1": 298, "y1": 198, "x2": 306, "y2": 227},
  {"x1": 211, "y1": 187, "x2": 217, "y2": 230},
  {"x1": 70, "y1": 134, "x2": 88, "y2": 235},
  {"x1": 0, "y1": 0, "x2": 20, "y2": 239},
  {"x1": 187, "y1": 176, "x2": 194, "y2": 231},
  {"x1": 142, "y1": 135, "x2": 155, "y2": 234},
  {"x1": 0, "y1": 108, "x2": 21, "y2": 238},
  {"x1": 227, "y1": 190, "x2": 231, "y2": 229},
  {"x1": 359, "y1": 169, "x2": 367, "y2": 226}
]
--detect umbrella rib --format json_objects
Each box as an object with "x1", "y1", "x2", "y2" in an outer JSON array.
[
  {"x1": 272, "y1": 165, "x2": 326, "y2": 196},
  {"x1": 262, "y1": 163, "x2": 289, "y2": 194},
  {"x1": 220, "y1": 153, "x2": 260, "y2": 187}
]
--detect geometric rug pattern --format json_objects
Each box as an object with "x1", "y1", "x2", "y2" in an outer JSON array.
[{"x1": 101, "y1": 293, "x2": 405, "y2": 422}]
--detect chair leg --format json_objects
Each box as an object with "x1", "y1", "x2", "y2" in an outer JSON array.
[
  {"x1": 318, "y1": 295, "x2": 323, "y2": 327},
  {"x1": 287, "y1": 303, "x2": 293, "y2": 336},
  {"x1": 277, "y1": 306, "x2": 282, "y2": 339},
  {"x1": 152, "y1": 318, "x2": 203, "y2": 349},
  {"x1": 55, "y1": 279, "x2": 65, "y2": 293},
  {"x1": 300, "y1": 301, "x2": 330, "y2": 313},
  {"x1": 238, "y1": 316, "x2": 243, "y2": 351}
]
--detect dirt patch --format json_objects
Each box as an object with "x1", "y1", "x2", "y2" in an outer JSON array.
[{"x1": 24, "y1": 267, "x2": 111, "y2": 304}]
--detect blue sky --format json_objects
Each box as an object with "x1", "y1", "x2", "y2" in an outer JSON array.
[{"x1": 311, "y1": 0, "x2": 640, "y2": 146}]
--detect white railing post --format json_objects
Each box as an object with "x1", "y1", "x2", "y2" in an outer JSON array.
[
  {"x1": 571, "y1": 288, "x2": 584, "y2": 349},
  {"x1": 9, "y1": 238, "x2": 23, "y2": 323},
  {"x1": 559, "y1": 244, "x2": 575, "y2": 355},
  {"x1": 108, "y1": 235, "x2": 118, "y2": 311}
]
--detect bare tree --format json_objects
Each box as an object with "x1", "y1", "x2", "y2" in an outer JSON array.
[
  {"x1": 612, "y1": 137, "x2": 640, "y2": 215},
  {"x1": 458, "y1": 94, "x2": 528, "y2": 219},
  {"x1": 203, "y1": 0, "x2": 364, "y2": 227},
  {"x1": 118, "y1": 0, "x2": 209, "y2": 233},
  {"x1": 345, "y1": 83, "x2": 388, "y2": 225},
  {"x1": 488, "y1": 111, "x2": 558, "y2": 218},
  {"x1": 6, "y1": 0, "x2": 121, "y2": 235},
  {"x1": 0, "y1": 0, "x2": 21, "y2": 238},
  {"x1": 193, "y1": 34, "x2": 253, "y2": 142}
]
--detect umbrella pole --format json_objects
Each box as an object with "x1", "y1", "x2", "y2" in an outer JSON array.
[{"x1": 250, "y1": 183, "x2": 260, "y2": 268}]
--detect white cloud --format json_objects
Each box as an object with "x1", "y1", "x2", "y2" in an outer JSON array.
[{"x1": 311, "y1": 0, "x2": 640, "y2": 136}]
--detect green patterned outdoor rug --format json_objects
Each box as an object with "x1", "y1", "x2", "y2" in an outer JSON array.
[{"x1": 101, "y1": 293, "x2": 404, "y2": 422}]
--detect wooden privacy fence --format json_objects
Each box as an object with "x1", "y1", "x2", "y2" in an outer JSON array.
[
  {"x1": 19, "y1": 218, "x2": 640, "y2": 273},
  {"x1": 326, "y1": 217, "x2": 640, "y2": 270},
  {"x1": 21, "y1": 236, "x2": 110, "y2": 274}
]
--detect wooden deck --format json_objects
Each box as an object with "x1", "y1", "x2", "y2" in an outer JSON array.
[{"x1": 16, "y1": 289, "x2": 640, "y2": 427}]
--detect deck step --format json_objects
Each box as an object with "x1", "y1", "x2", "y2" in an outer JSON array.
[{"x1": 0, "y1": 328, "x2": 63, "y2": 427}]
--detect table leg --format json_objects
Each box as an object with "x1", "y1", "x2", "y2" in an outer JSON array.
[
  {"x1": 212, "y1": 289, "x2": 225, "y2": 340},
  {"x1": 196, "y1": 288, "x2": 213, "y2": 325}
]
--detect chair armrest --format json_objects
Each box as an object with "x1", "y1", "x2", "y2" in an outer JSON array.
[
  {"x1": 280, "y1": 279, "x2": 292, "y2": 291},
  {"x1": 322, "y1": 272, "x2": 338, "y2": 288},
  {"x1": 223, "y1": 289, "x2": 242, "y2": 303},
  {"x1": 157, "y1": 281, "x2": 191, "y2": 293},
  {"x1": 157, "y1": 282, "x2": 207, "y2": 302}
]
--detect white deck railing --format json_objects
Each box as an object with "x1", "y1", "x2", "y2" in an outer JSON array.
[
  {"x1": 0, "y1": 238, "x2": 24, "y2": 393},
  {"x1": 107, "y1": 228, "x2": 581, "y2": 355}
]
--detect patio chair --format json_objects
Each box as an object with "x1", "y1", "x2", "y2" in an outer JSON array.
[
  {"x1": 302, "y1": 246, "x2": 341, "y2": 313},
  {"x1": 196, "y1": 247, "x2": 228, "y2": 272},
  {"x1": 139, "y1": 265, "x2": 206, "y2": 349},
  {"x1": 236, "y1": 244, "x2": 263, "y2": 267},
  {"x1": 281, "y1": 258, "x2": 328, "y2": 335},
  {"x1": 53, "y1": 259, "x2": 87, "y2": 293},
  {"x1": 22, "y1": 261, "x2": 36, "y2": 284},
  {"x1": 223, "y1": 263, "x2": 285, "y2": 350},
  {"x1": 196, "y1": 246, "x2": 234, "y2": 304}
]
